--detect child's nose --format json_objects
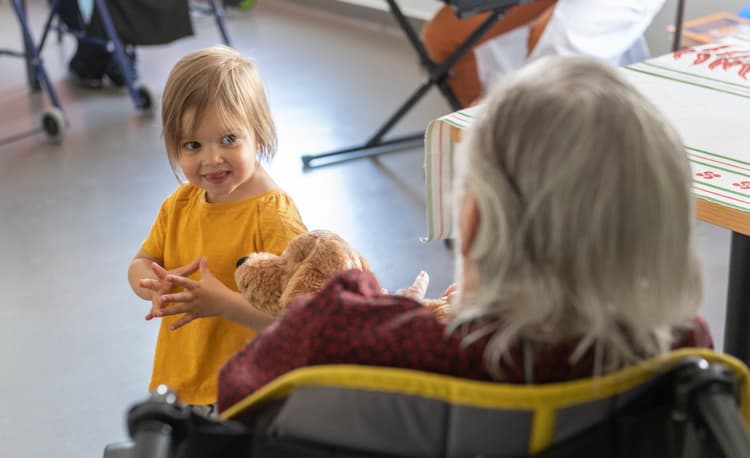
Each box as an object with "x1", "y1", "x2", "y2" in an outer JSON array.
[{"x1": 202, "y1": 147, "x2": 223, "y2": 166}]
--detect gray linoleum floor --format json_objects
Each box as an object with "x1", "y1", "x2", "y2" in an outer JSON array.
[{"x1": 0, "y1": 1, "x2": 742, "y2": 456}]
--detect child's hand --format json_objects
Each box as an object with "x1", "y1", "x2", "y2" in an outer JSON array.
[
  {"x1": 154, "y1": 257, "x2": 235, "y2": 330},
  {"x1": 139, "y1": 258, "x2": 201, "y2": 320}
]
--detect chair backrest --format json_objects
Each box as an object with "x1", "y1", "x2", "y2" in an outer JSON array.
[{"x1": 221, "y1": 348, "x2": 750, "y2": 457}]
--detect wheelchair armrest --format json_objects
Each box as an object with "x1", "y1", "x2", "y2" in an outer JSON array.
[{"x1": 111, "y1": 385, "x2": 251, "y2": 458}]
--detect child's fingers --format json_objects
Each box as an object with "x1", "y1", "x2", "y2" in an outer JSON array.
[
  {"x1": 161, "y1": 292, "x2": 193, "y2": 304},
  {"x1": 175, "y1": 258, "x2": 201, "y2": 277},
  {"x1": 145, "y1": 295, "x2": 165, "y2": 319},
  {"x1": 151, "y1": 262, "x2": 168, "y2": 279},
  {"x1": 139, "y1": 278, "x2": 160, "y2": 290},
  {"x1": 155, "y1": 304, "x2": 187, "y2": 317},
  {"x1": 165, "y1": 274, "x2": 198, "y2": 289},
  {"x1": 169, "y1": 314, "x2": 195, "y2": 331}
]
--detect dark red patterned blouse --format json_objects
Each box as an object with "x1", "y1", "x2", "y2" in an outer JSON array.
[{"x1": 218, "y1": 270, "x2": 713, "y2": 412}]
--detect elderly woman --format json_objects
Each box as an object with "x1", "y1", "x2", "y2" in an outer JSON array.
[{"x1": 160, "y1": 56, "x2": 713, "y2": 413}]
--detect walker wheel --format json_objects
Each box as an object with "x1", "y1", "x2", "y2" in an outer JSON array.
[
  {"x1": 136, "y1": 84, "x2": 154, "y2": 114},
  {"x1": 41, "y1": 108, "x2": 65, "y2": 143}
]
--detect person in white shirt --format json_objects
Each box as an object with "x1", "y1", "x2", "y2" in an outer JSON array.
[{"x1": 423, "y1": 0, "x2": 665, "y2": 107}]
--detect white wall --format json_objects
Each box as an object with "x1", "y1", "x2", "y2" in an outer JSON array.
[{"x1": 336, "y1": 0, "x2": 442, "y2": 20}]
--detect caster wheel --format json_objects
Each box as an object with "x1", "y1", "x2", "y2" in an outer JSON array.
[
  {"x1": 136, "y1": 84, "x2": 154, "y2": 114},
  {"x1": 41, "y1": 107, "x2": 65, "y2": 143}
]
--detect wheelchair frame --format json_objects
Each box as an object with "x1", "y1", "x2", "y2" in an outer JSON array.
[{"x1": 103, "y1": 352, "x2": 750, "y2": 458}]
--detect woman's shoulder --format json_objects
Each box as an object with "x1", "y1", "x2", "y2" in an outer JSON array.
[{"x1": 671, "y1": 314, "x2": 714, "y2": 350}]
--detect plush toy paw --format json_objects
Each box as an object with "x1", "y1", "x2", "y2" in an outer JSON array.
[{"x1": 423, "y1": 298, "x2": 452, "y2": 321}]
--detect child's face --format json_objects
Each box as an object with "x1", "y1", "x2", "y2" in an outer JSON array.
[{"x1": 177, "y1": 106, "x2": 259, "y2": 203}]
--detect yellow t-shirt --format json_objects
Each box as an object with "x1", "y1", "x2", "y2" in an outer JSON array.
[{"x1": 141, "y1": 183, "x2": 306, "y2": 404}]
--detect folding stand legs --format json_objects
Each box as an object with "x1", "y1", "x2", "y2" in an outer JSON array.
[{"x1": 301, "y1": 2, "x2": 503, "y2": 168}]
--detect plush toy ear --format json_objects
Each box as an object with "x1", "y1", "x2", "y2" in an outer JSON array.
[
  {"x1": 356, "y1": 254, "x2": 372, "y2": 272},
  {"x1": 278, "y1": 263, "x2": 331, "y2": 310},
  {"x1": 234, "y1": 253, "x2": 288, "y2": 318}
]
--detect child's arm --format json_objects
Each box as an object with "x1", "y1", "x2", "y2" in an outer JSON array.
[
  {"x1": 128, "y1": 250, "x2": 164, "y2": 300},
  {"x1": 154, "y1": 257, "x2": 275, "y2": 332}
]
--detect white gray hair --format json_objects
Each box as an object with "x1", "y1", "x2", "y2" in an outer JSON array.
[{"x1": 452, "y1": 56, "x2": 702, "y2": 377}]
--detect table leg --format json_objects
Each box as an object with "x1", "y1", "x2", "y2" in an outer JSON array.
[{"x1": 723, "y1": 231, "x2": 750, "y2": 363}]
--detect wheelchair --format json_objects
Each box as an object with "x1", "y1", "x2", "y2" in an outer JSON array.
[{"x1": 103, "y1": 348, "x2": 750, "y2": 457}]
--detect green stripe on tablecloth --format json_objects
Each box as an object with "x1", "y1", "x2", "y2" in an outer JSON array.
[
  {"x1": 624, "y1": 66, "x2": 750, "y2": 100},
  {"x1": 640, "y1": 61, "x2": 750, "y2": 92},
  {"x1": 453, "y1": 110, "x2": 474, "y2": 120},
  {"x1": 687, "y1": 146, "x2": 750, "y2": 168},
  {"x1": 693, "y1": 179, "x2": 750, "y2": 199},
  {"x1": 690, "y1": 158, "x2": 750, "y2": 180},
  {"x1": 443, "y1": 118, "x2": 468, "y2": 129}
]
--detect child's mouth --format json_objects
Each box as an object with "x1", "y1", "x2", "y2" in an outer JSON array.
[{"x1": 203, "y1": 171, "x2": 230, "y2": 184}]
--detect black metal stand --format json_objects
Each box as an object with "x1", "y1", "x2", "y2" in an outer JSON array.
[
  {"x1": 723, "y1": 232, "x2": 750, "y2": 364},
  {"x1": 672, "y1": 0, "x2": 686, "y2": 52},
  {"x1": 301, "y1": 1, "x2": 505, "y2": 168}
]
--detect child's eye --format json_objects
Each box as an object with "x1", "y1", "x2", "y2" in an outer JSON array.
[
  {"x1": 182, "y1": 141, "x2": 201, "y2": 151},
  {"x1": 221, "y1": 134, "x2": 238, "y2": 145}
]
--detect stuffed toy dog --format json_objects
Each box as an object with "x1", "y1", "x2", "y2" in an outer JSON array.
[{"x1": 234, "y1": 229, "x2": 450, "y2": 319}]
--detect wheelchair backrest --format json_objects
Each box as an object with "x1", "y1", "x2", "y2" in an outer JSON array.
[{"x1": 221, "y1": 348, "x2": 750, "y2": 457}]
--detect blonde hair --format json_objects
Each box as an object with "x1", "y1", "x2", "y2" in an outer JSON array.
[
  {"x1": 161, "y1": 45, "x2": 276, "y2": 176},
  {"x1": 453, "y1": 56, "x2": 702, "y2": 377}
]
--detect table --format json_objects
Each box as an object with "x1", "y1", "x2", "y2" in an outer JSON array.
[{"x1": 423, "y1": 38, "x2": 750, "y2": 362}]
